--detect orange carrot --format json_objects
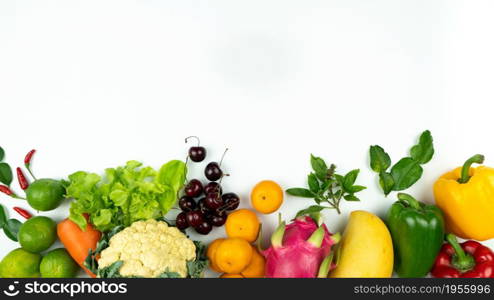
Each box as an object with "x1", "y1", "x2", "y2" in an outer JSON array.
[{"x1": 57, "y1": 216, "x2": 101, "y2": 278}]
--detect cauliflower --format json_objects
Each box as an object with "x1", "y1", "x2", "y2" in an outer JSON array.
[{"x1": 97, "y1": 219, "x2": 197, "y2": 278}]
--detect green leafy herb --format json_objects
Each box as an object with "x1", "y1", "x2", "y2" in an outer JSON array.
[
  {"x1": 390, "y1": 158, "x2": 423, "y2": 191},
  {"x1": 0, "y1": 147, "x2": 4, "y2": 161},
  {"x1": 285, "y1": 188, "x2": 314, "y2": 198},
  {"x1": 3, "y1": 218, "x2": 22, "y2": 242},
  {"x1": 369, "y1": 130, "x2": 434, "y2": 195},
  {"x1": 0, "y1": 205, "x2": 6, "y2": 228},
  {"x1": 66, "y1": 160, "x2": 187, "y2": 231},
  {"x1": 410, "y1": 130, "x2": 434, "y2": 164},
  {"x1": 369, "y1": 145, "x2": 391, "y2": 173},
  {"x1": 0, "y1": 204, "x2": 23, "y2": 242},
  {"x1": 0, "y1": 162, "x2": 13, "y2": 186},
  {"x1": 295, "y1": 205, "x2": 327, "y2": 218},
  {"x1": 379, "y1": 172, "x2": 395, "y2": 195},
  {"x1": 287, "y1": 154, "x2": 366, "y2": 217}
]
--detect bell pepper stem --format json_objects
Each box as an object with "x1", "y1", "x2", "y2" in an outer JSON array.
[
  {"x1": 397, "y1": 193, "x2": 421, "y2": 210},
  {"x1": 446, "y1": 234, "x2": 475, "y2": 272},
  {"x1": 458, "y1": 154, "x2": 485, "y2": 184}
]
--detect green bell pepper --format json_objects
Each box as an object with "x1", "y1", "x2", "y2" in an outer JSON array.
[{"x1": 386, "y1": 193, "x2": 445, "y2": 278}]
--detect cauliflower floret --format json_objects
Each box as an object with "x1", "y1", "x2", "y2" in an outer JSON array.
[{"x1": 98, "y1": 219, "x2": 196, "y2": 277}]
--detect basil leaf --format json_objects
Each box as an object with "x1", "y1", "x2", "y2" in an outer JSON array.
[
  {"x1": 3, "y1": 219, "x2": 22, "y2": 242},
  {"x1": 410, "y1": 130, "x2": 434, "y2": 164},
  {"x1": 307, "y1": 173, "x2": 320, "y2": 193},
  {"x1": 0, "y1": 147, "x2": 4, "y2": 161},
  {"x1": 0, "y1": 163, "x2": 13, "y2": 186},
  {"x1": 344, "y1": 194, "x2": 360, "y2": 201},
  {"x1": 347, "y1": 185, "x2": 366, "y2": 193},
  {"x1": 320, "y1": 180, "x2": 332, "y2": 192},
  {"x1": 334, "y1": 174, "x2": 345, "y2": 185},
  {"x1": 310, "y1": 154, "x2": 328, "y2": 180},
  {"x1": 286, "y1": 188, "x2": 315, "y2": 198},
  {"x1": 0, "y1": 204, "x2": 7, "y2": 228},
  {"x1": 343, "y1": 169, "x2": 360, "y2": 191},
  {"x1": 390, "y1": 158, "x2": 423, "y2": 191},
  {"x1": 369, "y1": 145, "x2": 391, "y2": 172},
  {"x1": 379, "y1": 172, "x2": 395, "y2": 196},
  {"x1": 295, "y1": 205, "x2": 327, "y2": 218}
]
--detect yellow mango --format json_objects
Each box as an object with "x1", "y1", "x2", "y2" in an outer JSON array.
[{"x1": 329, "y1": 210, "x2": 393, "y2": 278}]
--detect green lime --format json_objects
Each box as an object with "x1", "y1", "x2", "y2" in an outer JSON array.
[
  {"x1": 26, "y1": 178, "x2": 65, "y2": 211},
  {"x1": 40, "y1": 248, "x2": 79, "y2": 278},
  {"x1": 0, "y1": 248, "x2": 42, "y2": 278},
  {"x1": 19, "y1": 216, "x2": 57, "y2": 253}
]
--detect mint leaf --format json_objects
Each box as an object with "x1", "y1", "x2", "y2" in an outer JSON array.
[
  {"x1": 390, "y1": 158, "x2": 423, "y2": 191},
  {"x1": 379, "y1": 172, "x2": 394, "y2": 196},
  {"x1": 410, "y1": 130, "x2": 434, "y2": 164},
  {"x1": 286, "y1": 188, "x2": 314, "y2": 198},
  {"x1": 369, "y1": 145, "x2": 391, "y2": 172},
  {"x1": 0, "y1": 147, "x2": 4, "y2": 161}
]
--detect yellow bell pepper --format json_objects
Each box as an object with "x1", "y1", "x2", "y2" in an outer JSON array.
[{"x1": 433, "y1": 154, "x2": 494, "y2": 241}]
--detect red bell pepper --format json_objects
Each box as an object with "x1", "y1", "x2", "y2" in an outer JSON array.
[{"x1": 431, "y1": 234, "x2": 494, "y2": 278}]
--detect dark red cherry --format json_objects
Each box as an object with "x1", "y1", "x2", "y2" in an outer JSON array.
[
  {"x1": 209, "y1": 214, "x2": 227, "y2": 227},
  {"x1": 204, "y1": 192, "x2": 224, "y2": 210},
  {"x1": 204, "y1": 182, "x2": 222, "y2": 195},
  {"x1": 222, "y1": 193, "x2": 240, "y2": 211},
  {"x1": 189, "y1": 146, "x2": 206, "y2": 162},
  {"x1": 185, "y1": 210, "x2": 204, "y2": 228},
  {"x1": 184, "y1": 179, "x2": 203, "y2": 197},
  {"x1": 195, "y1": 221, "x2": 213, "y2": 235},
  {"x1": 205, "y1": 162, "x2": 223, "y2": 181},
  {"x1": 176, "y1": 212, "x2": 189, "y2": 230},
  {"x1": 178, "y1": 196, "x2": 196, "y2": 212}
]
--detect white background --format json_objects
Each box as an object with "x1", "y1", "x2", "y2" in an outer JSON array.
[{"x1": 1, "y1": 0, "x2": 494, "y2": 277}]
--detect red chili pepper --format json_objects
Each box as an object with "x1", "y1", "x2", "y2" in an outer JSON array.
[
  {"x1": 0, "y1": 185, "x2": 13, "y2": 196},
  {"x1": 431, "y1": 234, "x2": 494, "y2": 278},
  {"x1": 13, "y1": 207, "x2": 32, "y2": 219},
  {"x1": 16, "y1": 167, "x2": 29, "y2": 190},
  {"x1": 24, "y1": 149, "x2": 37, "y2": 180},
  {"x1": 24, "y1": 149, "x2": 36, "y2": 165}
]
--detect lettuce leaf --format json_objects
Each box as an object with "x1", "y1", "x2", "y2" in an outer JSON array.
[{"x1": 66, "y1": 160, "x2": 187, "y2": 231}]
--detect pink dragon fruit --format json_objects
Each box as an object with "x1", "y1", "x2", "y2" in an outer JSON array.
[{"x1": 262, "y1": 214, "x2": 340, "y2": 278}]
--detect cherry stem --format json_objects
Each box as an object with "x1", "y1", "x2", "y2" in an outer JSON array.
[
  {"x1": 185, "y1": 136, "x2": 201, "y2": 147},
  {"x1": 219, "y1": 148, "x2": 229, "y2": 166}
]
